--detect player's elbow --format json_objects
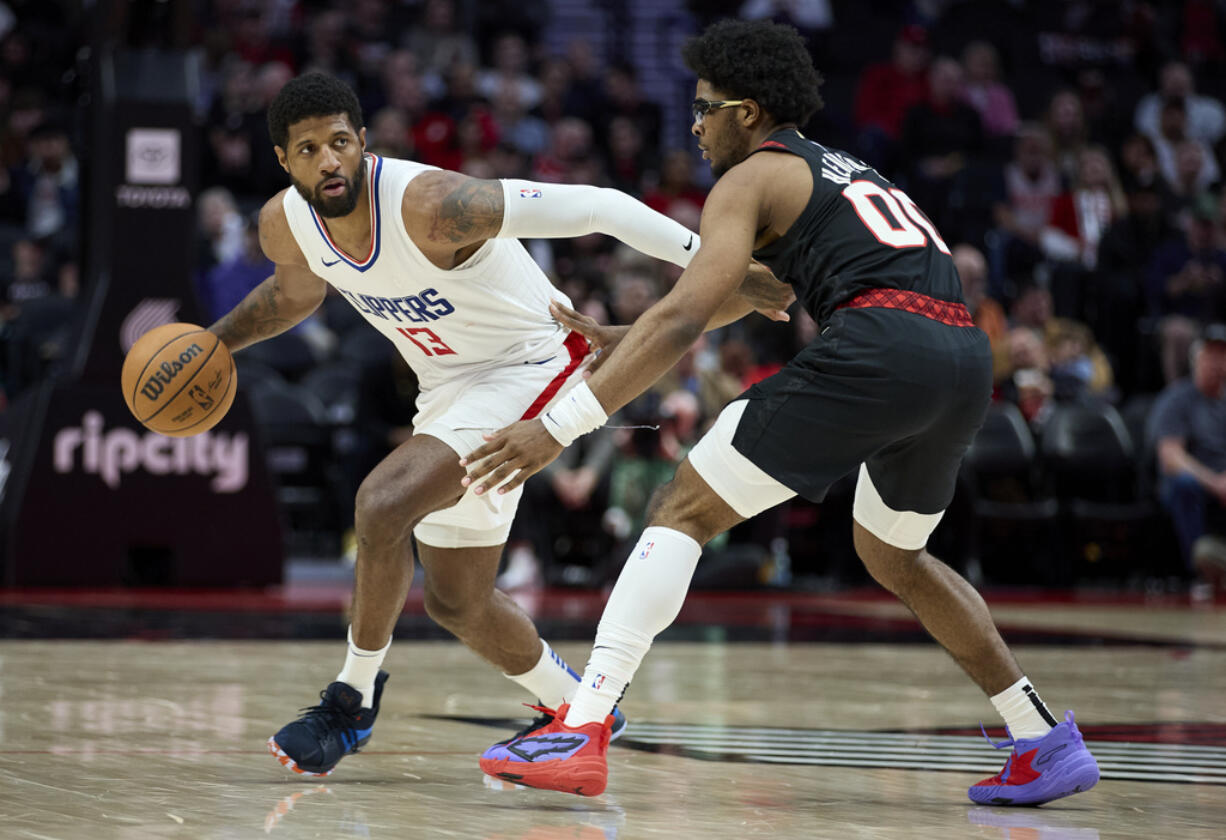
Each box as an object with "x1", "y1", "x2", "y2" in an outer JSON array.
[{"x1": 654, "y1": 306, "x2": 705, "y2": 349}]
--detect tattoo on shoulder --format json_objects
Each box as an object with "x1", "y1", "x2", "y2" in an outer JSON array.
[{"x1": 428, "y1": 179, "x2": 503, "y2": 244}]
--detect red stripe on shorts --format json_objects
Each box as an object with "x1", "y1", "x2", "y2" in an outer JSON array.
[
  {"x1": 520, "y1": 330, "x2": 591, "y2": 420},
  {"x1": 835, "y1": 288, "x2": 974, "y2": 327}
]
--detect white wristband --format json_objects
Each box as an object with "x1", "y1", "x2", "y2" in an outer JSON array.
[{"x1": 540, "y1": 382, "x2": 608, "y2": 446}]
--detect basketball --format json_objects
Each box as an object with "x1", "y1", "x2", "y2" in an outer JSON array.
[{"x1": 120, "y1": 322, "x2": 236, "y2": 437}]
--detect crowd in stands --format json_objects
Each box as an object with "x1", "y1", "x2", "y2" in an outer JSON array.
[{"x1": 3, "y1": 0, "x2": 1226, "y2": 593}]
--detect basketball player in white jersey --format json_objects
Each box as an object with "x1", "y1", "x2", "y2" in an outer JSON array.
[{"x1": 207, "y1": 72, "x2": 790, "y2": 776}]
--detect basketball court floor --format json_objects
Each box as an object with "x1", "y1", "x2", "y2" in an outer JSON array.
[{"x1": 1, "y1": 585, "x2": 1223, "y2": 839}]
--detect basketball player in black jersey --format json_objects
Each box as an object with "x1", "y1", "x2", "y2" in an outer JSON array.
[{"x1": 464, "y1": 20, "x2": 1099, "y2": 804}]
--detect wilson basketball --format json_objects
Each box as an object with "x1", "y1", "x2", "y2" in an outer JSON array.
[{"x1": 121, "y1": 322, "x2": 236, "y2": 437}]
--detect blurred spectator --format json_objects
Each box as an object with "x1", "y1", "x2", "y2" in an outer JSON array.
[
  {"x1": 12, "y1": 118, "x2": 77, "y2": 246},
  {"x1": 1149, "y1": 326, "x2": 1226, "y2": 583},
  {"x1": 195, "y1": 186, "x2": 245, "y2": 278},
  {"x1": 853, "y1": 24, "x2": 930, "y2": 170},
  {"x1": 1, "y1": 236, "x2": 51, "y2": 321},
  {"x1": 1041, "y1": 145, "x2": 1127, "y2": 273},
  {"x1": 229, "y1": 3, "x2": 295, "y2": 69},
  {"x1": 1003, "y1": 325, "x2": 1053, "y2": 427},
  {"x1": 900, "y1": 56, "x2": 982, "y2": 236},
  {"x1": 387, "y1": 72, "x2": 460, "y2": 170},
  {"x1": 196, "y1": 211, "x2": 272, "y2": 324},
  {"x1": 597, "y1": 62, "x2": 662, "y2": 157},
  {"x1": 532, "y1": 117, "x2": 595, "y2": 184},
  {"x1": 1149, "y1": 97, "x2": 1220, "y2": 198},
  {"x1": 1147, "y1": 194, "x2": 1226, "y2": 323},
  {"x1": 1044, "y1": 89, "x2": 1090, "y2": 184},
  {"x1": 1096, "y1": 178, "x2": 1176, "y2": 393},
  {"x1": 477, "y1": 32, "x2": 542, "y2": 112},
  {"x1": 504, "y1": 425, "x2": 617, "y2": 589},
  {"x1": 1134, "y1": 60, "x2": 1226, "y2": 147},
  {"x1": 960, "y1": 40, "x2": 1019, "y2": 140},
  {"x1": 296, "y1": 7, "x2": 357, "y2": 80},
  {"x1": 348, "y1": 0, "x2": 398, "y2": 82},
  {"x1": 1117, "y1": 132, "x2": 1163, "y2": 191},
  {"x1": 366, "y1": 106, "x2": 415, "y2": 159},
  {"x1": 492, "y1": 83, "x2": 549, "y2": 157},
  {"x1": 643, "y1": 149, "x2": 706, "y2": 219},
  {"x1": 989, "y1": 124, "x2": 1061, "y2": 294},
  {"x1": 604, "y1": 116, "x2": 654, "y2": 195},
  {"x1": 1045, "y1": 316, "x2": 1115, "y2": 401},
  {"x1": 404, "y1": 0, "x2": 478, "y2": 79},
  {"x1": 431, "y1": 60, "x2": 487, "y2": 122},
  {"x1": 607, "y1": 389, "x2": 703, "y2": 540},
  {"x1": 952, "y1": 243, "x2": 1010, "y2": 382}
]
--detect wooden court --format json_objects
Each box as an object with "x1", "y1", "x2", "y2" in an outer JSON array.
[{"x1": 1, "y1": 593, "x2": 1224, "y2": 839}]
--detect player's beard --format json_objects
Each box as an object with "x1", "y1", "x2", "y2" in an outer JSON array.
[{"x1": 295, "y1": 156, "x2": 368, "y2": 218}]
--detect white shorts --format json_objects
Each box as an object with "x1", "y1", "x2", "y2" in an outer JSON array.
[
  {"x1": 413, "y1": 333, "x2": 592, "y2": 549},
  {"x1": 688, "y1": 400, "x2": 945, "y2": 550}
]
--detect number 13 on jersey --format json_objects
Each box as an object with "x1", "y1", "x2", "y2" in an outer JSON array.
[
  {"x1": 842, "y1": 180, "x2": 951, "y2": 254},
  {"x1": 397, "y1": 327, "x2": 456, "y2": 356}
]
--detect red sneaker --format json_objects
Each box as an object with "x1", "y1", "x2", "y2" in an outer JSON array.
[{"x1": 479, "y1": 703, "x2": 613, "y2": 796}]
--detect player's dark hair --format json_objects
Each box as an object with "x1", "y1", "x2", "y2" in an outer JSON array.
[
  {"x1": 682, "y1": 19, "x2": 824, "y2": 127},
  {"x1": 267, "y1": 72, "x2": 364, "y2": 149}
]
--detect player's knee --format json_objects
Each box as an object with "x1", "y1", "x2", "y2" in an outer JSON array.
[
  {"x1": 422, "y1": 584, "x2": 474, "y2": 633},
  {"x1": 354, "y1": 473, "x2": 417, "y2": 546},
  {"x1": 854, "y1": 521, "x2": 921, "y2": 593}
]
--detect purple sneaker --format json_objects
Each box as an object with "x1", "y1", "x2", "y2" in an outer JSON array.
[{"x1": 968, "y1": 711, "x2": 1100, "y2": 806}]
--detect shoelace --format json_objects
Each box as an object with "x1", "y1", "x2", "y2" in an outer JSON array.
[
  {"x1": 293, "y1": 692, "x2": 364, "y2": 738},
  {"x1": 499, "y1": 703, "x2": 558, "y2": 744},
  {"x1": 978, "y1": 721, "x2": 1016, "y2": 750}
]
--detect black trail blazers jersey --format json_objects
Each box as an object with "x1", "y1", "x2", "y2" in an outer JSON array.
[{"x1": 748, "y1": 129, "x2": 965, "y2": 323}]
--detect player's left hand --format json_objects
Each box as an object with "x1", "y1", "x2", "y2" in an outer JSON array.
[
  {"x1": 460, "y1": 419, "x2": 563, "y2": 495},
  {"x1": 738, "y1": 260, "x2": 794, "y2": 322}
]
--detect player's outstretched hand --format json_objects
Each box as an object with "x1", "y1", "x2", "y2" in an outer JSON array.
[
  {"x1": 739, "y1": 260, "x2": 794, "y2": 321},
  {"x1": 549, "y1": 301, "x2": 630, "y2": 376},
  {"x1": 460, "y1": 420, "x2": 563, "y2": 496}
]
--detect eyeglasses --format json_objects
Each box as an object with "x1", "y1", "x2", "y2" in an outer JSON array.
[{"x1": 691, "y1": 98, "x2": 745, "y2": 124}]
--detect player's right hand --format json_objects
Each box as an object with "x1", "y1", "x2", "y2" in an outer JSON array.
[{"x1": 549, "y1": 301, "x2": 631, "y2": 376}]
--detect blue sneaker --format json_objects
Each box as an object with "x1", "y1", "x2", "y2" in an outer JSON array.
[
  {"x1": 268, "y1": 671, "x2": 389, "y2": 776},
  {"x1": 968, "y1": 711, "x2": 1100, "y2": 806}
]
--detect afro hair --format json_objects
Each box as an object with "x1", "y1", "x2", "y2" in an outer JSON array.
[
  {"x1": 267, "y1": 72, "x2": 364, "y2": 150},
  {"x1": 682, "y1": 19, "x2": 824, "y2": 127}
]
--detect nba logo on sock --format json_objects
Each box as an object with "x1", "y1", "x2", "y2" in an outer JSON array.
[
  {"x1": 591, "y1": 675, "x2": 606, "y2": 690},
  {"x1": 638, "y1": 542, "x2": 654, "y2": 559}
]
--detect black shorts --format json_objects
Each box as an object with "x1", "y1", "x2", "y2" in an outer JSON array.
[{"x1": 731, "y1": 307, "x2": 992, "y2": 513}]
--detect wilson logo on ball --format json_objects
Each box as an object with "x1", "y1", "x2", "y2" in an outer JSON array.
[{"x1": 139, "y1": 343, "x2": 205, "y2": 401}]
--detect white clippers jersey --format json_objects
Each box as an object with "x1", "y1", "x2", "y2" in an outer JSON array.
[{"x1": 282, "y1": 154, "x2": 571, "y2": 391}]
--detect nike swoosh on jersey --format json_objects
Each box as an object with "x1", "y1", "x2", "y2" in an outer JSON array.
[{"x1": 321, "y1": 256, "x2": 342, "y2": 267}]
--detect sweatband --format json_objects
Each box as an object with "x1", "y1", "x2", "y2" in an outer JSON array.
[{"x1": 540, "y1": 382, "x2": 608, "y2": 446}]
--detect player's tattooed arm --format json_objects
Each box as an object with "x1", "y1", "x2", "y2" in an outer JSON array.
[
  {"x1": 416, "y1": 171, "x2": 505, "y2": 245},
  {"x1": 208, "y1": 193, "x2": 327, "y2": 352}
]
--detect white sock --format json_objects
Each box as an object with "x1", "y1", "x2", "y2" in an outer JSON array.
[
  {"x1": 335, "y1": 626, "x2": 391, "y2": 707},
  {"x1": 565, "y1": 527, "x2": 702, "y2": 726},
  {"x1": 991, "y1": 675, "x2": 1058, "y2": 740},
  {"x1": 505, "y1": 639, "x2": 581, "y2": 708}
]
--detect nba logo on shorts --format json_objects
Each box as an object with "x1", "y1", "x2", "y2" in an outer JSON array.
[
  {"x1": 638, "y1": 541, "x2": 654, "y2": 559},
  {"x1": 519, "y1": 188, "x2": 543, "y2": 199}
]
